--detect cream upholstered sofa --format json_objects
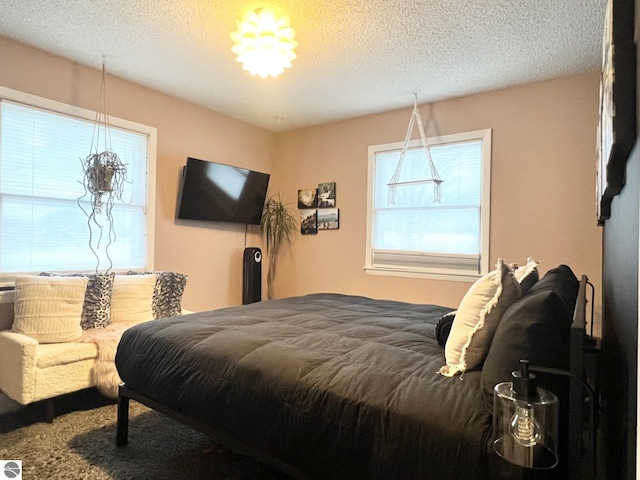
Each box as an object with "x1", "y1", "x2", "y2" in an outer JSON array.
[{"x1": 0, "y1": 271, "x2": 187, "y2": 421}]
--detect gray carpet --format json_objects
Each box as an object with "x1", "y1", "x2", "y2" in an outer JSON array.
[{"x1": 0, "y1": 389, "x2": 294, "y2": 480}]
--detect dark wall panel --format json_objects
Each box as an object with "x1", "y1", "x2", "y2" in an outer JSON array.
[
  {"x1": 600, "y1": 3, "x2": 638, "y2": 478},
  {"x1": 602, "y1": 142, "x2": 638, "y2": 480}
]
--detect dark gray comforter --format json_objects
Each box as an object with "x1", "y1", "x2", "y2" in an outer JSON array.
[{"x1": 115, "y1": 293, "x2": 493, "y2": 480}]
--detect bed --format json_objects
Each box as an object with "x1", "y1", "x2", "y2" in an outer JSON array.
[{"x1": 114, "y1": 264, "x2": 587, "y2": 480}]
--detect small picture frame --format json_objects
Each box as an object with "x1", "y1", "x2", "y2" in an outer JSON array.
[
  {"x1": 300, "y1": 209, "x2": 317, "y2": 235},
  {"x1": 318, "y1": 208, "x2": 339, "y2": 230},
  {"x1": 298, "y1": 188, "x2": 318, "y2": 209},
  {"x1": 317, "y1": 182, "x2": 336, "y2": 208}
]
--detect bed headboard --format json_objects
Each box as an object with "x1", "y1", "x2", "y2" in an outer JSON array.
[
  {"x1": 528, "y1": 274, "x2": 591, "y2": 479},
  {"x1": 481, "y1": 266, "x2": 591, "y2": 478},
  {"x1": 568, "y1": 275, "x2": 589, "y2": 478}
]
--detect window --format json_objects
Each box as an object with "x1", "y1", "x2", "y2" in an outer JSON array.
[
  {"x1": 0, "y1": 87, "x2": 156, "y2": 277},
  {"x1": 366, "y1": 129, "x2": 491, "y2": 281}
]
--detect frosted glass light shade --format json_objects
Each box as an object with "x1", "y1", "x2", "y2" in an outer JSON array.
[
  {"x1": 230, "y1": 8, "x2": 298, "y2": 79},
  {"x1": 493, "y1": 381, "x2": 559, "y2": 469}
]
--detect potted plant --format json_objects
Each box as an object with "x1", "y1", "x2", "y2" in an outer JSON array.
[
  {"x1": 78, "y1": 148, "x2": 128, "y2": 272},
  {"x1": 80, "y1": 149, "x2": 128, "y2": 213},
  {"x1": 260, "y1": 193, "x2": 297, "y2": 299}
]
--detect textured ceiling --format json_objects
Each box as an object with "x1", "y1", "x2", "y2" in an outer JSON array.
[{"x1": 0, "y1": 1, "x2": 605, "y2": 132}]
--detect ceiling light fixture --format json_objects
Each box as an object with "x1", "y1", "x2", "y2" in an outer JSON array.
[{"x1": 230, "y1": 7, "x2": 297, "y2": 79}]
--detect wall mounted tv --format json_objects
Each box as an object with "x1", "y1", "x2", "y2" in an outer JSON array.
[{"x1": 176, "y1": 157, "x2": 270, "y2": 226}]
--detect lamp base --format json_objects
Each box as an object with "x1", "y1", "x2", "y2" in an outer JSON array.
[{"x1": 494, "y1": 436, "x2": 558, "y2": 469}]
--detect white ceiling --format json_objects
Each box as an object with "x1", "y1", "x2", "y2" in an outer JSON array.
[{"x1": 0, "y1": 1, "x2": 605, "y2": 132}]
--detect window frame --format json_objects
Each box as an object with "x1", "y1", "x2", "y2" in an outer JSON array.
[
  {"x1": 365, "y1": 128, "x2": 491, "y2": 282},
  {"x1": 0, "y1": 85, "x2": 157, "y2": 285}
]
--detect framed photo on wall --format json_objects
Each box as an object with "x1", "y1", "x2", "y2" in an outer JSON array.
[
  {"x1": 298, "y1": 188, "x2": 318, "y2": 209},
  {"x1": 318, "y1": 182, "x2": 336, "y2": 208},
  {"x1": 596, "y1": 0, "x2": 636, "y2": 225},
  {"x1": 318, "y1": 208, "x2": 339, "y2": 230},
  {"x1": 301, "y1": 209, "x2": 317, "y2": 235}
]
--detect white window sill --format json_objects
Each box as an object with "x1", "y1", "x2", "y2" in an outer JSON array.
[{"x1": 363, "y1": 266, "x2": 481, "y2": 282}]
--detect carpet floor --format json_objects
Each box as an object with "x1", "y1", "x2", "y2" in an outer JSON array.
[{"x1": 0, "y1": 389, "x2": 294, "y2": 480}]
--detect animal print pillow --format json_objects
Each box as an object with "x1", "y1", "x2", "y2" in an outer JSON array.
[
  {"x1": 153, "y1": 271, "x2": 188, "y2": 318},
  {"x1": 40, "y1": 272, "x2": 115, "y2": 329},
  {"x1": 127, "y1": 271, "x2": 187, "y2": 318}
]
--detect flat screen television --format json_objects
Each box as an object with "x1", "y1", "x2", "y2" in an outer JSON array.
[{"x1": 176, "y1": 157, "x2": 270, "y2": 226}]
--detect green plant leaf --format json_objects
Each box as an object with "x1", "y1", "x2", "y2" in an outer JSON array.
[{"x1": 260, "y1": 193, "x2": 297, "y2": 298}]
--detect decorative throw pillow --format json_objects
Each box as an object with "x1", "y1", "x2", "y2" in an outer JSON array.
[
  {"x1": 514, "y1": 257, "x2": 539, "y2": 295},
  {"x1": 439, "y1": 259, "x2": 521, "y2": 377},
  {"x1": 480, "y1": 291, "x2": 571, "y2": 413},
  {"x1": 153, "y1": 271, "x2": 188, "y2": 318},
  {"x1": 127, "y1": 271, "x2": 187, "y2": 318},
  {"x1": 526, "y1": 265, "x2": 579, "y2": 320},
  {"x1": 110, "y1": 274, "x2": 156, "y2": 324},
  {"x1": 40, "y1": 272, "x2": 115, "y2": 329},
  {"x1": 13, "y1": 275, "x2": 88, "y2": 343},
  {"x1": 435, "y1": 310, "x2": 456, "y2": 347}
]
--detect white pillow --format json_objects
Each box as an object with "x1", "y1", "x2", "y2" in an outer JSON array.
[
  {"x1": 439, "y1": 259, "x2": 521, "y2": 377},
  {"x1": 110, "y1": 274, "x2": 156, "y2": 324},
  {"x1": 12, "y1": 275, "x2": 88, "y2": 343},
  {"x1": 514, "y1": 257, "x2": 539, "y2": 294}
]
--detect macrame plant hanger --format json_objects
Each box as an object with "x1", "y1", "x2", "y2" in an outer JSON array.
[
  {"x1": 78, "y1": 57, "x2": 128, "y2": 274},
  {"x1": 387, "y1": 94, "x2": 442, "y2": 205}
]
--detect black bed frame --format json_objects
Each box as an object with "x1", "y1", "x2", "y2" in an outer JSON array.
[
  {"x1": 116, "y1": 382, "x2": 313, "y2": 479},
  {"x1": 568, "y1": 276, "x2": 588, "y2": 477},
  {"x1": 115, "y1": 275, "x2": 593, "y2": 480}
]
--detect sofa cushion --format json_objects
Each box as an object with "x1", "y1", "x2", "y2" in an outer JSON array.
[
  {"x1": 110, "y1": 274, "x2": 156, "y2": 324},
  {"x1": 36, "y1": 341, "x2": 98, "y2": 368},
  {"x1": 13, "y1": 275, "x2": 88, "y2": 343},
  {"x1": 439, "y1": 259, "x2": 521, "y2": 377},
  {"x1": 40, "y1": 272, "x2": 115, "y2": 329}
]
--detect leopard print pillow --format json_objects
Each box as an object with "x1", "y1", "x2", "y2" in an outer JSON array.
[
  {"x1": 127, "y1": 271, "x2": 187, "y2": 318},
  {"x1": 39, "y1": 272, "x2": 115, "y2": 329},
  {"x1": 154, "y1": 272, "x2": 187, "y2": 318}
]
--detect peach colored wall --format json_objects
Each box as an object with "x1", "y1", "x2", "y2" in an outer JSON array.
[
  {"x1": 274, "y1": 73, "x2": 603, "y2": 331},
  {"x1": 0, "y1": 36, "x2": 603, "y2": 332},
  {"x1": 0, "y1": 36, "x2": 277, "y2": 312}
]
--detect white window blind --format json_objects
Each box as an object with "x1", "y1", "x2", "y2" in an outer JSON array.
[
  {"x1": 0, "y1": 98, "x2": 151, "y2": 274},
  {"x1": 366, "y1": 129, "x2": 491, "y2": 280}
]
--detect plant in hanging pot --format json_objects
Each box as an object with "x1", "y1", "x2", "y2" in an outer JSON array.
[
  {"x1": 77, "y1": 58, "x2": 129, "y2": 273},
  {"x1": 80, "y1": 149, "x2": 128, "y2": 213},
  {"x1": 260, "y1": 193, "x2": 297, "y2": 299},
  {"x1": 78, "y1": 148, "x2": 128, "y2": 273}
]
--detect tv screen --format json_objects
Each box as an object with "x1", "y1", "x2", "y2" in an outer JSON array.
[{"x1": 176, "y1": 157, "x2": 270, "y2": 226}]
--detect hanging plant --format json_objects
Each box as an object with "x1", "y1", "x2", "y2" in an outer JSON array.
[
  {"x1": 80, "y1": 149, "x2": 127, "y2": 214},
  {"x1": 77, "y1": 58, "x2": 128, "y2": 273},
  {"x1": 260, "y1": 193, "x2": 297, "y2": 299}
]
